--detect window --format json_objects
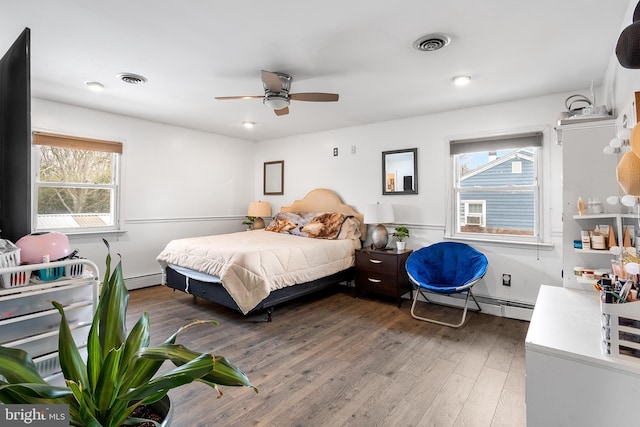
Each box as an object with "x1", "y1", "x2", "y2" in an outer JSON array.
[
  {"x1": 449, "y1": 131, "x2": 542, "y2": 242},
  {"x1": 32, "y1": 132, "x2": 122, "y2": 233},
  {"x1": 462, "y1": 200, "x2": 486, "y2": 227}
]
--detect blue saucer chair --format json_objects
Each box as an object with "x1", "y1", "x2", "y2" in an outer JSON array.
[{"x1": 405, "y1": 242, "x2": 488, "y2": 328}]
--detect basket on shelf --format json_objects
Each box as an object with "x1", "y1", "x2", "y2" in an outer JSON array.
[
  {"x1": 34, "y1": 259, "x2": 85, "y2": 282},
  {"x1": 0, "y1": 240, "x2": 29, "y2": 288},
  {"x1": 601, "y1": 300, "x2": 640, "y2": 362},
  {"x1": 64, "y1": 261, "x2": 85, "y2": 278},
  {"x1": 0, "y1": 240, "x2": 20, "y2": 269},
  {"x1": 0, "y1": 270, "x2": 31, "y2": 288}
]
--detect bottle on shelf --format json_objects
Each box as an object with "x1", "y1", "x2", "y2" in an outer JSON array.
[{"x1": 577, "y1": 197, "x2": 586, "y2": 216}]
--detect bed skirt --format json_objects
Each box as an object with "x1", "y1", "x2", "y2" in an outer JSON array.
[{"x1": 164, "y1": 266, "x2": 354, "y2": 319}]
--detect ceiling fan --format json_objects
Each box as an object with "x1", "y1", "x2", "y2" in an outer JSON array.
[{"x1": 215, "y1": 70, "x2": 339, "y2": 116}]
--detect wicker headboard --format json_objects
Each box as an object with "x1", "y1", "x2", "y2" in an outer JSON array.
[{"x1": 280, "y1": 189, "x2": 366, "y2": 235}]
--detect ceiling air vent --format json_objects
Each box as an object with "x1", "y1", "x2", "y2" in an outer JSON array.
[
  {"x1": 117, "y1": 73, "x2": 148, "y2": 85},
  {"x1": 413, "y1": 33, "x2": 451, "y2": 52}
]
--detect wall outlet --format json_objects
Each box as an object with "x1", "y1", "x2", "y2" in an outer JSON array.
[
  {"x1": 351, "y1": 145, "x2": 356, "y2": 154},
  {"x1": 333, "y1": 147, "x2": 338, "y2": 156},
  {"x1": 502, "y1": 274, "x2": 511, "y2": 286}
]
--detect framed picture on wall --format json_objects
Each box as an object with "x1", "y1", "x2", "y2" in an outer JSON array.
[{"x1": 264, "y1": 160, "x2": 284, "y2": 195}]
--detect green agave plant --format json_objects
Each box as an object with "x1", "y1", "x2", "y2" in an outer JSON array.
[{"x1": 0, "y1": 239, "x2": 256, "y2": 426}]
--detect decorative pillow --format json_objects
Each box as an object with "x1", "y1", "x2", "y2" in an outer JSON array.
[
  {"x1": 265, "y1": 214, "x2": 298, "y2": 233},
  {"x1": 266, "y1": 211, "x2": 362, "y2": 240},
  {"x1": 301, "y1": 212, "x2": 347, "y2": 239},
  {"x1": 337, "y1": 217, "x2": 362, "y2": 240}
]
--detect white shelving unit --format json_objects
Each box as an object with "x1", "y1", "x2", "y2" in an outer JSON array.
[
  {"x1": 560, "y1": 118, "x2": 623, "y2": 290},
  {"x1": 568, "y1": 213, "x2": 639, "y2": 289},
  {"x1": 0, "y1": 259, "x2": 99, "y2": 382}
]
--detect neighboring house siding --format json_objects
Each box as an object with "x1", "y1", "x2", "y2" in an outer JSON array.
[
  {"x1": 459, "y1": 191, "x2": 534, "y2": 229},
  {"x1": 460, "y1": 151, "x2": 534, "y2": 230}
]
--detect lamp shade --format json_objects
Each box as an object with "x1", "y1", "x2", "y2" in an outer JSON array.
[
  {"x1": 364, "y1": 203, "x2": 395, "y2": 224},
  {"x1": 247, "y1": 201, "x2": 271, "y2": 217}
]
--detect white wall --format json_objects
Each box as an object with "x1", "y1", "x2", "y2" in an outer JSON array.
[
  {"x1": 253, "y1": 92, "x2": 579, "y2": 306},
  {"x1": 31, "y1": 99, "x2": 256, "y2": 288}
]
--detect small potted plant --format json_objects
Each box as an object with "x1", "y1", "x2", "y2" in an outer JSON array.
[
  {"x1": 0, "y1": 239, "x2": 256, "y2": 426},
  {"x1": 242, "y1": 216, "x2": 256, "y2": 230},
  {"x1": 391, "y1": 225, "x2": 410, "y2": 250}
]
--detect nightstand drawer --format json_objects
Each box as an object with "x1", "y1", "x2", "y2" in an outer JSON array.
[
  {"x1": 356, "y1": 272, "x2": 398, "y2": 295},
  {"x1": 356, "y1": 251, "x2": 399, "y2": 274}
]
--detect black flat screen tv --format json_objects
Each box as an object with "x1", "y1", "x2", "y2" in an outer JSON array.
[{"x1": 0, "y1": 28, "x2": 31, "y2": 242}]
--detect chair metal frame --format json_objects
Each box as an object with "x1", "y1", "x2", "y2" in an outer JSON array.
[{"x1": 409, "y1": 280, "x2": 482, "y2": 328}]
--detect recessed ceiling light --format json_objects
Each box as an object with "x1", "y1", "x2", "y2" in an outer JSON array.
[
  {"x1": 452, "y1": 75, "x2": 472, "y2": 86},
  {"x1": 85, "y1": 81, "x2": 104, "y2": 92},
  {"x1": 242, "y1": 121, "x2": 255, "y2": 129}
]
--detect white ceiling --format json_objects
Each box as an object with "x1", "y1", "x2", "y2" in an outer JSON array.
[{"x1": 1, "y1": 1, "x2": 633, "y2": 141}]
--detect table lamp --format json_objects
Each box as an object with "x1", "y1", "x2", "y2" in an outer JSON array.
[
  {"x1": 247, "y1": 201, "x2": 271, "y2": 229},
  {"x1": 364, "y1": 203, "x2": 395, "y2": 249}
]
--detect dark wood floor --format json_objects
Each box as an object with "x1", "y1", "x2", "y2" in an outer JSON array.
[{"x1": 126, "y1": 285, "x2": 528, "y2": 427}]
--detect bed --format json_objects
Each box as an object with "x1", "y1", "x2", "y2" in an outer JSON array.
[{"x1": 156, "y1": 189, "x2": 365, "y2": 321}]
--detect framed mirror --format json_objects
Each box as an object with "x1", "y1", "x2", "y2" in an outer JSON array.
[
  {"x1": 382, "y1": 148, "x2": 417, "y2": 195},
  {"x1": 264, "y1": 160, "x2": 284, "y2": 195}
]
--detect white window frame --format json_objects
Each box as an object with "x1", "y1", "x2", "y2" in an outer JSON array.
[
  {"x1": 447, "y1": 130, "x2": 544, "y2": 245},
  {"x1": 31, "y1": 131, "x2": 123, "y2": 235}
]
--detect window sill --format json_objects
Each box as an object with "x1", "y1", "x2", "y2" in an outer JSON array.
[
  {"x1": 37, "y1": 229, "x2": 128, "y2": 237},
  {"x1": 444, "y1": 235, "x2": 554, "y2": 250}
]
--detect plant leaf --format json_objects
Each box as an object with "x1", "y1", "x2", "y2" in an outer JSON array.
[
  {"x1": 163, "y1": 319, "x2": 219, "y2": 344},
  {"x1": 0, "y1": 383, "x2": 71, "y2": 401},
  {"x1": 204, "y1": 356, "x2": 257, "y2": 391},
  {"x1": 86, "y1": 314, "x2": 102, "y2": 394},
  {"x1": 140, "y1": 344, "x2": 255, "y2": 390},
  {"x1": 99, "y1": 257, "x2": 128, "y2": 358},
  {"x1": 94, "y1": 346, "x2": 123, "y2": 413},
  {"x1": 52, "y1": 301, "x2": 89, "y2": 388},
  {"x1": 119, "y1": 312, "x2": 150, "y2": 380},
  {"x1": 0, "y1": 346, "x2": 47, "y2": 385},
  {"x1": 120, "y1": 354, "x2": 213, "y2": 401}
]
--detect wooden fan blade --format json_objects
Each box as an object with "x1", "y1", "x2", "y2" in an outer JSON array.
[
  {"x1": 274, "y1": 106, "x2": 289, "y2": 116},
  {"x1": 289, "y1": 93, "x2": 339, "y2": 102},
  {"x1": 261, "y1": 70, "x2": 282, "y2": 93},
  {"x1": 214, "y1": 95, "x2": 264, "y2": 100}
]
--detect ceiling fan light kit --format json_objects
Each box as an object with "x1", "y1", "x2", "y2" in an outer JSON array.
[
  {"x1": 263, "y1": 95, "x2": 289, "y2": 110},
  {"x1": 215, "y1": 70, "x2": 338, "y2": 116}
]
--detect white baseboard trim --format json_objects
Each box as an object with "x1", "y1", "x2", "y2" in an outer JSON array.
[
  {"x1": 411, "y1": 292, "x2": 533, "y2": 321},
  {"x1": 125, "y1": 273, "x2": 162, "y2": 290}
]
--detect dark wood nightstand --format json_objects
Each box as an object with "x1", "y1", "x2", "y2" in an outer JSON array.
[{"x1": 354, "y1": 248, "x2": 413, "y2": 307}]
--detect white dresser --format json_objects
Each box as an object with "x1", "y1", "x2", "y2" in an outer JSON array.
[{"x1": 525, "y1": 285, "x2": 640, "y2": 427}]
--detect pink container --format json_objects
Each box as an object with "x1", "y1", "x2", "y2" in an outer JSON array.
[{"x1": 15, "y1": 232, "x2": 71, "y2": 264}]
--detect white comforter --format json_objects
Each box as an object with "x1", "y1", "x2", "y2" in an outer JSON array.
[{"x1": 156, "y1": 230, "x2": 359, "y2": 314}]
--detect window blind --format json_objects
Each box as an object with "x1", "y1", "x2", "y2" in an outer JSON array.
[
  {"x1": 450, "y1": 131, "x2": 542, "y2": 155},
  {"x1": 33, "y1": 131, "x2": 122, "y2": 154}
]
